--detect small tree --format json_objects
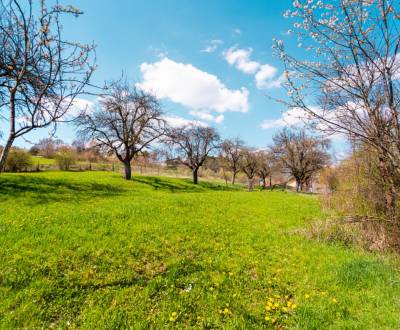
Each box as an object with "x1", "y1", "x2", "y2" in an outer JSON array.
[
  {"x1": 55, "y1": 146, "x2": 77, "y2": 171},
  {"x1": 5, "y1": 147, "x2": 32, "y2": 172},
  {"x1": 220, "y1": 138, "x2": 244, "y2": 184},
  {"x1": 0, "y1": 0, "x2": 95, "y2": 171},
  {"x1": 76, "y1": 80, "x2": 165, "y2": 180},
  {"x1": 272, "y1": 129, "x2": 330, "y2": 192},
  {"x1": 256, "y1": 150, "x2": 274, "y2": 190},
  {"x1": 165, "y1": 124, "x2": 220, "y2": 184},
  {"x1": 34, "y1": 138, "x2": 64, "y2": 159},
  {"x1": 240, "y1": 148, "x2": 259, "y2": 191}
]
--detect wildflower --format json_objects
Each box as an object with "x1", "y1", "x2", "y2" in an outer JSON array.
[
  {"x1": 266, "y1": 306, "x2": 271, "y2": 311},
  {"x1": 228, "y1": 272, "x2": 234, "y2": 277},
  {"x1": 291, "y1": 304, "x2": 297, "y2": 309},
  {"x1": 169, "y1": 312, "x2": 178, "y2": 322},
  {"x1": 223, "y1": 308, "x2": 231, "y2": 315},
  {"x1": 265, "y1": 316, "x2": 270, "y2": 321},
  {"x1": 282, "y1": 307, "x2": 288, "y2": 312},
  {"x1": 332, "y1": 298, "x2": 337, "y2": 304},
  {"x1": 304, "y1": 294, "x2": 310, "y2": 299}
]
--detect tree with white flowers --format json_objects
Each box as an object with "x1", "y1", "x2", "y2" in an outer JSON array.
[{"x1": 275, "y1": 0, "x2": 400, "y2": 219}]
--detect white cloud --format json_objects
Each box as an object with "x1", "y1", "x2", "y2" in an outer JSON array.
[
  {"x1": 223, "y1": 46, "x2": 284, "y2": 89},
  {"x1": 233, "y1": 28, "x2": 242, "y2": 36},
  {"x1": 137, "y1": 57, "x2": 249, "y2": 117},
  {"x1": 255, "y1": 64, "x2": 279, "y2": 88},
  {"x1": 201, "y1": 39, "x2": 223, "y2": 53},
  {"x1": 189, "y1": 110, "x2": 224, "y2": 123},
  {"x1": 223, "y1": 47, "x2": 260, "y2": 74},
  {"x1": 261, "y1": 107, "x2": 313, "y2": 129},
  {"x1": 163, "y1": 115, "x2": 207, "y2": 128}
]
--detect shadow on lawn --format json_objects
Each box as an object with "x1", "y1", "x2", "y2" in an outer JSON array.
[
  {"x1": 0, "y1": 175, "x2": 124, "y2": 205},
  {"x1": 132, "y1": 176, "x2": 241, "y2": 193}
]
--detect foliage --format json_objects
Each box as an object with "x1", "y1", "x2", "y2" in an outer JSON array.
[
  {"x1": 4, "y1": 147, "x2": 32, "y2": 172},
  {"x1": 0, "y1": 171, "x2": 399, "y2": 328},
  {"x1": 54, "y1": 146, "x2": 78, "y2": 171}
]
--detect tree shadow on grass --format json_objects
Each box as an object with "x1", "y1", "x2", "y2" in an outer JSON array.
[
  {"x1": 132, "y1": 176, "x2": 242, "y2": 193},
  {"x1": 0, "y1": 175, "x2": 125, "y2": 205}
]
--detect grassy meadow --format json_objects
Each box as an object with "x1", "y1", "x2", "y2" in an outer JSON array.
[{"x1": 0, "y1": 171, "x2": 399, "y2": 329}]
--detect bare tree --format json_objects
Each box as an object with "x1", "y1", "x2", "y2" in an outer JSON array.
[
  {"x1": 0, "y1": 0, "x2": 95, "y2": 171},
  {"x1": 271, "y1": 129, "x2": 330, "y2": 192},
  {"x1": 220, "y1": 137, "x2": 244, "y2": 184},
  {"x1": 33, "y1": 137, "x2": 63, "y2": 158},
  {"x1": 256, "y1": 150, "x2": 275, "y2": 190},
  {"x1": 165, "y1": 124, "x2": 220, "y2": 184},
  {"x1": 275, "y1": 0, "x2": 400, "y2": 216},
  {"x1": 240, "y1": 148, "x2": 259, "y2": 191},
  {"x1": 76, "y1": 80, "x2": 165, "y2": 180}
]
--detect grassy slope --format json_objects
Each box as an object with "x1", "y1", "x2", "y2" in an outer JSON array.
[{"x1": 0, "y1": 171, "x2": 399, "y2": 329}]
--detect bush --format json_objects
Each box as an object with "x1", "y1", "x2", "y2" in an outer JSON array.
[
  {"x1": 5, "y1": 148, "x2": 32, "y2": 172},
  {"x1": 321, "y1": 146, "x2": 400, "y2": 250},
  {"x1": 55, "y1": 146, "x2": 77, "y2": 170}
]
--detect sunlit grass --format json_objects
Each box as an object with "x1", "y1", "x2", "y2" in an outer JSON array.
[{"x1": 0, "y1": 171, "x2": 399, "y2": 328}]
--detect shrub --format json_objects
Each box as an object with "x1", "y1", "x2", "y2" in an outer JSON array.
[
  {"x1": 55, "y1": 146, "x2": 77, "y2": 170},
  {"x1": 321, "y1": 146, "x2": 400, "y2": 250},
  {"x1": 5, "y1": 148, "x2": 32, "y2": 172}
]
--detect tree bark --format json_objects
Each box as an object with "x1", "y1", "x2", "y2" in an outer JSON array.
[
  {"x1": 0, "y1": 135, "x2": 15, "y2": 173},
  {"x1": 296, "y1": 179, "x2": 302, "y2": 192},
  {"x1": 247, "y1": 177, "x2": 254, "y2": 191},
  {"x1": 231, "y1": 172, "x2": 236, "y2": 185},
  {"x1": 269, "y1": 176, "x2": 272, "y2": 190},
  {"x1": 123, "y1": 161, "x2": 132, "y2": 180},
  {"x1": 193, "y1": 168, "x2": 198, "y2": 184}
]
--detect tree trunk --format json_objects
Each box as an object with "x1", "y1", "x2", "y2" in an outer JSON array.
[
  {"x1": 269, "y1": 176, "x2": 272, "y2": 190},
  {"x1": 378, "y1": 155, "x2": 398, "y2": 221},
  {"x1": 123, "y1": 161, "x2": 132, "y2": 180},
  {"x1": 247, "y1": 177, "x2": 254, "y2": 191},
  {"x1": 296, "y1": 179, "x2": 302, "y2": 192},
  {"x1": 261, "y1": 177, "x2": 266, "y2": 190},
  {"x1": 193, "y1": 168, "x2": 198, "y2": 184},
  {"x1": 0, "y1": 135, "x2": 15, "y2": 173},
  {"x1": 231, "y1": 172, "x2": 236, "y2": 185}
]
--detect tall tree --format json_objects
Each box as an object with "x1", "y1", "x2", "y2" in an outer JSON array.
[
  {"x1": 220, "y1": 137, "x2": 244, "y2": 184},
  {"x1": 240, "y1": 147, "x2": 259, "y2": 191},
  {"x1": 275, "y1": 0, "x2": 400, "y2": 216},
  {"x1": 0, "y1": 0, "x2": 95, "y2": 171},
  {"x1": 165, "y1": 124, "x2": 220, "y2": 184},
  {"x1": 271, "y1": 129, "x2": 330, "y2": 192},
  {"x1": 76, "y1": 80, "x2": 165, "y2": 180}
]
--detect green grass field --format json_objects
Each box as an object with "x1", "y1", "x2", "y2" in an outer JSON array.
[{"x1": 0, "y1": 171, "x2": 399, "y2": 329}]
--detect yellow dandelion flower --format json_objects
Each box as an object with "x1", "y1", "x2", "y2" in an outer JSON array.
[
  {"x1": 223, "y1": 308, "x2": 230, "y2": 315},
  {"x1": 266, "y1": 306, "x2": 271, "y2": 311},
  {"x1": 305, "y1": 294, "x2": 310, "y2": 299},
  {"x1": 332, "y1": 298, "x2": 337, "y2": 303},
  {"x1": 265, "y1": 316, "x2": 270, "y2": 321},
  {"x1": 291, "y1": 304, "x2": 297, "y2": 309},
  {"x1": 274, "y1": 302, "x2": 279, "y2": 307}
]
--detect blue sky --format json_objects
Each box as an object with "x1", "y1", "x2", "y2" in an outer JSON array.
[{"x1": 4, "y1": 0, "x2": 347, "y2": 156}]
